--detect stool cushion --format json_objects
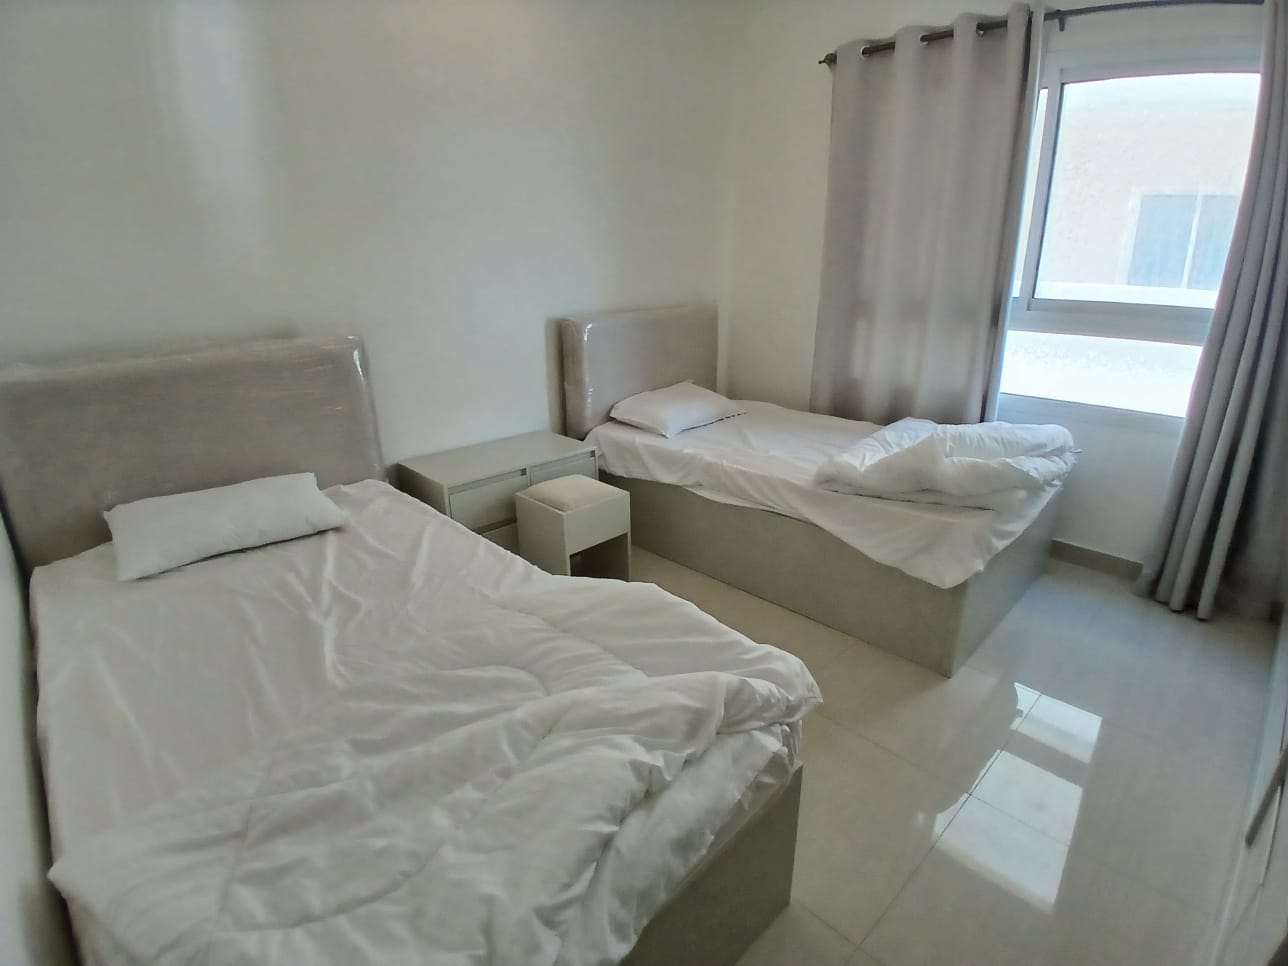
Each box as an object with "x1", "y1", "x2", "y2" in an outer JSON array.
[{"x1": 523, "y1": 475, "x2": 621, "y2": 512}]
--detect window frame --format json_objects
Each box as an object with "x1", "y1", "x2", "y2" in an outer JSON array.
[{"x1": 1009, "y1": 52, "x2": 1262, "y2": 348}]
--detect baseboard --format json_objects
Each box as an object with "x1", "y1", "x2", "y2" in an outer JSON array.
[{"x1": 1049, "y1": 540, "x2": 1140, "y2": 581}]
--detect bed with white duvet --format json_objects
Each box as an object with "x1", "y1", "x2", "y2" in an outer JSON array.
[
  {"x1": 589, "y1": 401, "x2": 1068, "y2": 589},
  {"x1": 34, "y1": 480, "x2": 820, "y2": 965},
  {"x1": 561, "y1": 305, "x2": 1068, "y2": 678}
]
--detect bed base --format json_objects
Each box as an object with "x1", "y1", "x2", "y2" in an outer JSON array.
[
  {"x1": 611, "y1": 474, "x2": 1060, "y2": 677},
  {"x1": 624, "y1": 765, "x2": 802, "y2": 966}
]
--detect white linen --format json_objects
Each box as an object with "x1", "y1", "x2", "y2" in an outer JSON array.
[
  {"x1": 815, "y1": 418, "x2": 1076, "y2": 510},
  {"x1": 609, "y1": 381, "x2": 745, "y2": 438},
  {"x1": 34, "y1": 480, "x2": 819, "y2": 966},
  {"x1": 587, "y1": 401, "x2": 1062, "y2": 588},
  {"x1": 104, "y1": 472, "x2": 346, "y2": 580}
]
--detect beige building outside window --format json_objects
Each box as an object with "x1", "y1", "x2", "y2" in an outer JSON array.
[{"x1": 1001, "y1": 63, "x2": 1260, "y2": 417}]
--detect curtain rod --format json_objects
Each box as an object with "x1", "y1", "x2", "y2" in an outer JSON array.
[{"x1": 818, "y1": 0, "x2": 1264, "y2": 66}]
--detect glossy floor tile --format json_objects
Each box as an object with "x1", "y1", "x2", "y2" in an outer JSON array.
[
  {"x1": 864, "y1": 797, "x2": 1215, "y2": 966},
  {"x1": 816, "y1": 647, "x2": 1040, "y2": 791},
  {"x1": 736, "y1": 905, "x2": 855, "y2": 966},
  {"x1": 792, "y1": 715, "x2": 967, "y2": 943},
  {"x1": 629, "y1": 550, "x2": 1274, "y2": 966}
]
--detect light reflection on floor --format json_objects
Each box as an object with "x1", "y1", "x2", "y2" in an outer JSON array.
[
  {"x1": 947, "y1": 696, "x2": 1103, "y2": 911},
  {"x1": 629, "y1": 549, "x2": 1274, "y2": 966}
]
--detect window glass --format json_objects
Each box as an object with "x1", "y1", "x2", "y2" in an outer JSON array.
[
  {"x1": 1033, "y1": 72, "x2": 1259, "y2": 309},
  {"x1": 1011, "y1": 88, "x2": 1048, "y2": 298},
  {"x1": 999, "y1": 331, "x2": 1201, "y2": 417},
  {"x1": 1189, "y1": 194, "x2": 1240, "y2": 289},
  {"x1": 1128, "y1": 194, "x2": 1196, "y2": 288}
]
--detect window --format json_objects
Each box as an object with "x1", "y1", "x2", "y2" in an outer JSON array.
[
  {"x1": 1001, "y1": 64, "x2": 1260, "y2": 416},
  {"x1": 1000, "y1": 331, "x2": 1201, "y2": 417},
  {"x1": 1127, "y1": 193, "x2": 1239, "y2": 293}
]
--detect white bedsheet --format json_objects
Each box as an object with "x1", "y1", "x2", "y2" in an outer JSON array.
[
  {"x1": 588, "y1": 402, "x2": 1061, "y2": 588},
  {"x1": 33, "y1": 480, "x2": 819, "y2": 966}
]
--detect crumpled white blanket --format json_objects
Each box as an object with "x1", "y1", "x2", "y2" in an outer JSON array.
[
  {"x1": 815, "y1": 418, "x2": 1076, "y2": 510},
  {"x1": 48, "y1": 594, "x2": 819, "y2": 966}
]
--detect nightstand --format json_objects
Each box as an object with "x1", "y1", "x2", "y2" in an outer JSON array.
[
  {"x1": 395, "y1": 431, "x2": 598, "y2": 552},
  {"x1": 516, "y1": 476, "x2": 630, "y2": 579}
]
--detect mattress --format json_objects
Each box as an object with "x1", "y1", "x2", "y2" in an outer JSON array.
[
  {"x1": 587, "y1": 401, "x2": 1061, "y2": 589},
  {"x1": 32, "y1": 480, "x2": 816, "y2": 965}
]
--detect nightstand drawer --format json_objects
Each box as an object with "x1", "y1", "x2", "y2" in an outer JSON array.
[
  {"x1": 396, "y1": 432, "x2": 598, "y2": 539},
  {"x1": 449, "y1": 471, "x2": 527, "y2": 531},
  {"x1": 529, "y1": 453, "x2": 598, "y2": 485}
]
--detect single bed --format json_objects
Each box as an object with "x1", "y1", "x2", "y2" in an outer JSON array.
[
  {"x1": 560, "y1": 304, "x2": 1061, "y2": 676},
  {"x1": 0, "y1": 336, "x2": 818, "y2": 966}
]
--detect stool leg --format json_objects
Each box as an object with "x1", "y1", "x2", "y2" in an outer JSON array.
[
  {"x1": 518, "y1": 503, "x2": 572, "y2": 575},
  {"x1": 609, "y1": 533, "x2": 631, "y2": 581}
]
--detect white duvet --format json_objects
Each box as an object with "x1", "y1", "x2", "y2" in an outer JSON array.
[
  {"x1": 588, "y1": 402, "x2": 1064, "y2": 588},
  {"x1": 35, "y1": 481, "x2": 820, "y2": 966},
  {"x1": 816, "y1": 418, "x2": 1077, "y2": 510}
]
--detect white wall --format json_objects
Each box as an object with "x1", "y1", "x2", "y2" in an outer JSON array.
[
  {"x1": 0, "y1": 0, "x2": 1254, "y2": 564},
  {"x1": 0, "y1": 6, "x2": 735, "y2": 955},
  {"x1": 0, "y1": 0, "x2": 734, "y2": 460},
  {"x1": 996, "y1": 395, "x2": 1183, "y2": 562}
]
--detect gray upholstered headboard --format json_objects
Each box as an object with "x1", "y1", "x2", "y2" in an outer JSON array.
[
  {"x1": 560, "y1": 303, "x2": 718, "y2": 440},
  {"x1": 0, "y1": 335, "x2": 385, "y2": 573}
]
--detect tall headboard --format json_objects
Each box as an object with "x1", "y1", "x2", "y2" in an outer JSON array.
[
  {"x1": 560, "y1": 303, "x2": 718, "y2": 439},
  {"x1": 0, "y1": 335, "x2": 385, "y2": 573}
]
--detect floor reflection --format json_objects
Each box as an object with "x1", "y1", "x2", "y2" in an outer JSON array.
[
  {"x1": 635, "y1": 549, "x2": 1270, "y2": 965},
  {"x1": 938, "y1": 796, "x2": 1069, "y2": 910},
  {"x1": 1018, "y1": 696, "x2": 1103, "y2": 765},
  {"x1": 959, "y1": 696, "x2": 1105, "y2": 907}
]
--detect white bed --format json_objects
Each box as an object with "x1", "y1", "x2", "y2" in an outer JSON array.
[
  {"x1": 589, "y1": 400, "x2": 1059, "y2": 590},
  {"x1": 560, "y1": 304, "x2": 1063, "y2": 676},
  {"x1": 0, "y1": 335, "x2": 818, "y2": 966},
  {"x1": 37, "y1": 480, "x2": 816, "y2": 964}
]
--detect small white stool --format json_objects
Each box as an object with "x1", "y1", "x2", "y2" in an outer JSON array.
[{"x1": 516, "y1": 476, "x2": 631, "y2": 579}]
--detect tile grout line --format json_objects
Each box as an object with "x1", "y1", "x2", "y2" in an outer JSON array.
[
  {"x1": 811, "y1": 671, "x2": 1045, "y2": 797},
  {"x1": 662, "y1": 554, "x2": 1268, "y2": 965},
  {"x1": 851, "y1": 687, "x2": 1049, "y2": 954},
  {"x1": 756, "y1": 901, "x2": 862, "y2": 963},
  {"x1": 800, "y1": 904, "x2": 863, "y2": 961},
  {"x1": 852, "y1": 815, "x2": 942, "y2": 954},
  {"x1": 853, "y1": 943, "x2": 894, "y2": 966}
]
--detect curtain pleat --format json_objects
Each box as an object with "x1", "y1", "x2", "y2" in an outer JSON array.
[
  {"x1": 811, "y1": 4, "x2": 1035, "y2": 426},
  {"x1": 1136, "y1": 0, "x2": 1288, "y2": 620}
]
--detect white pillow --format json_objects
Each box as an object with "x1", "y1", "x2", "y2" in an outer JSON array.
[
  {"x1": 609, "y1": 382, "x2": 745, "y2": 438},
  {"x1": 104, "y1": 473, "x2": 347, "y2": 580}
]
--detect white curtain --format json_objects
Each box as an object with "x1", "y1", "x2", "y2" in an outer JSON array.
[{"x1": 811, "y1": 5, "x2": 1035, "y2": 426}]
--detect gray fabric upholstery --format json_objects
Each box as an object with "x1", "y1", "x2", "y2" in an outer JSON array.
[
  {"x1": 1136, "y1": 0, "x2": 1288, "y2": 620},
  {"x1": 560, "y1": 304, "x2": 718, "y2": 440},
  {"x1": 0, "y1": 336, "x2": 384, "y2": 573},
  {"x1": 0, "y1": 531, "x2": 74, "y2": 965}
]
